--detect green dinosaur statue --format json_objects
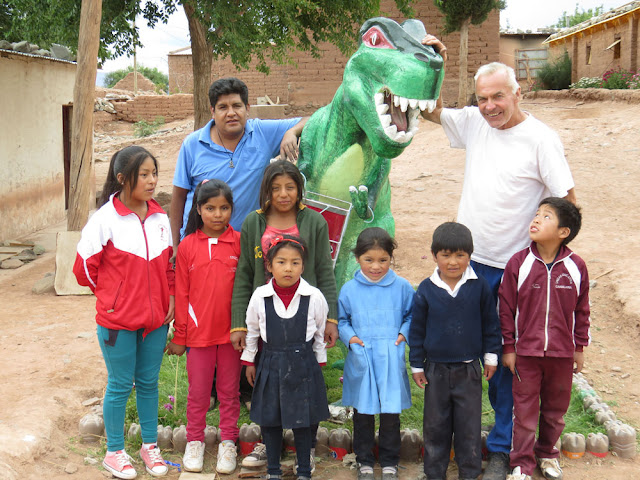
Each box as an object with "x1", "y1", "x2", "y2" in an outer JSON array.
[{"x1": 298, "y1": 17, "x2": 444, "y2": 288}]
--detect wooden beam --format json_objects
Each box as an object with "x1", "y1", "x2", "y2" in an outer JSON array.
[{"x1": 67, "y1": 0, "x2": 102, "y2": 231}]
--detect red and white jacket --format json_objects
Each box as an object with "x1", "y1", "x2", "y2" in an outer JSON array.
[
  {"x1": 73, "y1": 194, "x2": 174, "y2": 336},
  {"x1": 498, "y1": 242, "x2": 590, "y2": 358},
  {"x1": 172, "y1": 227, "x2": 241, "y2": 347}
]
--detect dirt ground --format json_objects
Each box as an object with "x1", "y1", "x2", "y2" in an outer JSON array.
[{"x1": 1, "y1": 96, "x2": 639, "y2": 479}]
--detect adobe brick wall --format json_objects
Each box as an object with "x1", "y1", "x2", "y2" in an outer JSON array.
[
  {"x1": 113, "y1": 94, "x2": 194, "y2": 122},
  {"x1": 168, "y1": 1, "x2": 500, "y2": 111},
  {"x1": 113, "y1": 72, "x2": 157, "y2": 92}
]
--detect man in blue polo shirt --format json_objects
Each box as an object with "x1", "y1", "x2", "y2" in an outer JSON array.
[{"x1": 170, "y1": 77, "x2": 307, "y2": 240}]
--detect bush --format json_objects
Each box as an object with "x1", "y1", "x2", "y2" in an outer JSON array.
[
  {"x1": 536, "y1": 51, "x2": 572, "y2": 90},
  {"x1": 601, "y1": 68, "x2": 636, "y2": 89},
  {"x1": 630, "y1": 72, "x2": 640, "y2": 89},
  {"x1": 134, "y1": 117, "x2": 165, "y2": 138},
  {"x1": 570, "y1": 77, "x2": 602, "y2": 89}
]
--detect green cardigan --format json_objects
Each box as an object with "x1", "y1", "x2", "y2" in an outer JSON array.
[{"x1": 231, "y1": 205, "x2": 338, "y2": 331}]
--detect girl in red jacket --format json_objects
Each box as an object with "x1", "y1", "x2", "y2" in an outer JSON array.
[
  {"x1": 165, "y1": 179, "x2": 241, "y2": 474},
  {"x1": 74, "y1": 146, "x2": 174, "y2": 479}
]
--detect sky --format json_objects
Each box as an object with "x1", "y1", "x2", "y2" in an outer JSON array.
[{"x1": 98, "y1": 0, "x2": 631, "y2": 81}]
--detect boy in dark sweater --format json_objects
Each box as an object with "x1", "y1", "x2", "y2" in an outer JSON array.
[
  {"x1": 409, "y1": 222, "x2": 502, "y2": 480},
  {"x1": 499, "y1": 198, "x2": 589, "y2": 480}
]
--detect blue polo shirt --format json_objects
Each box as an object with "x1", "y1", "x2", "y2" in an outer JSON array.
[{"x1": 173, "y1": 117, "x2": 301, "y2": 235}]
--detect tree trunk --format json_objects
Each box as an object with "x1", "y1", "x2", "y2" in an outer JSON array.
[
  {"x1": 67, "y1": 0, "x2": 102, "y2": 231},
  {"x1": 183, "y1": 2, "x2": 213, "y2": 131},
  {"x1": 457, "y1": 17, "x2": 470, "y2": 108}
]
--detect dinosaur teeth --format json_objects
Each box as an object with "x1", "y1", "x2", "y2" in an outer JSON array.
[
  {"x1": 418, "y1": 100, "x2": 428, "y2": 111},
  {"x1": 376, "y1": 104, "x2": 389, "y2": 115},
  {"x1": 427, "y1": 99, "x2": 437, "y2": 113},
  {"x1": 393, "y1": 95, "x2": 400, "y2": 107},
  {"x1": 399, "y1": 97, "x2": 409, "y2": 112},
  {"x1": 379, "y1": 114, "x2": 392, "y2": 128},
  {"x1": 409, "y1": 99, "x2": 418, "y2": 109},
  {"x1": 374, "y1": 92, "x2": 384, "y2": 105},
  {"x1": 384, "y1": 125, "x2": 398, "y2": 138},
  {"x1": 395, "y1": 131, "x2": 408, "y2": 143}
]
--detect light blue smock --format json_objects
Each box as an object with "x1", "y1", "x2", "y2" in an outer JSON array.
[{"x1": 338, "y1": 269, "x2": 414, "y2": 414}]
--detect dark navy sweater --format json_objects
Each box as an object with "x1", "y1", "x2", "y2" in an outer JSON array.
[{"x1": 409, "y1": 276, "x2": 502, "y2": 366}]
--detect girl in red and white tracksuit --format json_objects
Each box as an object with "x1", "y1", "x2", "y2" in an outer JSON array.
[
  {"x1": 74, "y1": 146, "x2": 173, "y2": 479},
  {"x1": 165, "y1": 179, "x2": 241, "y2": 474}
]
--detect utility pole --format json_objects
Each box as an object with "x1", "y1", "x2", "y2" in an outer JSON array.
[{"x1": 67, "y1": 0, "x2": 102, "y2": 231}]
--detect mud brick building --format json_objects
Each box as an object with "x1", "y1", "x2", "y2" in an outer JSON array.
[{"x1": 168, "y1": 1, "x2": 500, "y2": 113}]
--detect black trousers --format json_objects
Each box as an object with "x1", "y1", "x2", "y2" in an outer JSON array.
[
  {"x1": 262, "y1": 425, "x2": 312, "y2": 478},
  {"x1": 422, "y1": 360, "x2": 482, "y2": 480},
  {"x1": 353, "y1": 409, "x2": 400, "y2": 468}
]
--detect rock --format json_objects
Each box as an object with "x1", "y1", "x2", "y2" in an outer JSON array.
[
  {"x1": 589, "y1": 280, "x2": 597, "y2": 289},
  {"x1": 0, "y1": 40, "x2": 11, "y2": 50},
  {"x1": 1, "y1": 258, "x2": 23, "y2": 269},
  {"x1": 32, "y1": 274, "x2": 55, "y2": 294},
  {"x1": 77, "y1": 332, "x2": 94, "y2": 339},
  {"x1": 64, "y1": 462, "x2": 78, "y2": 474},
  {"x1": 84, "y1": 457, "x2": 98, "y2": 465},
  {"x1": 50, "y1": 43, "x2": 73, "y2": 60},
  {"x1": 33, "y1": 49, "x2": 51, "y2": 57},
  {"x1": 621, "y1": 373, "x2": 630, "y2": 379},
  {"x1": 33, "y1": 245, "x2": 46, "y2": 255},
  {"x1": 611, "y1": 366, "x2": 622, "y2": 372},
  {"x1": 15, "y1": 249, "x2": 37, "y2": 262},
  {"x1": 82, "y1": 397, "x2": 101, "y2": 407},
  {"x1": 27, "y1": 43, "x2": 40, "y2": 53},
  {"x1": 414, "y1": 187, "x2": 425, "y2": 192},
  {"x1": 13, "y1": 41, "x2": 31, "y2": 53}
]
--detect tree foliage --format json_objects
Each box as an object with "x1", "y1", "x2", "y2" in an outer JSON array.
[
  {"x1": 553, "y1": 4, "x2": 604, "y2": 29},
  {"x1": 104, "y1": 65, "x2": 169, "y2": 91},
  {"x1": 433, "y1": 0, "x2": 505, "y2": 35}
]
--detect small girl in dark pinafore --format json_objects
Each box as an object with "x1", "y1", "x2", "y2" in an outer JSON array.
[{"x1": 241, "y1": 235, "x2": 329, "y2": 480}]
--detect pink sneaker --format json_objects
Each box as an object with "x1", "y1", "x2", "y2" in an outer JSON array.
[
  {"x1": 102, "y1": 450, "x2": 137, "y2": 479},
  {"x1": 139, "y1": 444, "x2": 168, "y2": 477}
]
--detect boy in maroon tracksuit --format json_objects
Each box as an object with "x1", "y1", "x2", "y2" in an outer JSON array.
[{"x1": 499, "y1": 197, "x2": 590, "y2": 480}]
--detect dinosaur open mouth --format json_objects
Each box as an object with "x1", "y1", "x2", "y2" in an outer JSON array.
[{"x1": 374, "y1": 89, "x2": 437, "y2": 143}]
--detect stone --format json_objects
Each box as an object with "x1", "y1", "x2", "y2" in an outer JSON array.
[
  {"x1": 0, "y1": 40, "x2": 11, "y2": 50},
  {"x1": 32, "y1": 274, "x2": 55, "y2": 294},
  {"x1": 621, "y1": 373, "x2": 630, "y2": 379},
  {"x1": 33, "y1": 49, "x2": 51, "y2": 57},
  {"x1": 589, "y1": 280, "x2": 597, "y2": 289},
  {"x1": 84, "y1": 457, "x2": 98, "y2": 465},
  {"x1": 13, "y1": 41, "x2": 30, "y2": 53},
  {"x1": 15, "y1": 249, "x2": 37, "y2": 262},
  {"x1": 1, "y1": 258, "x2": 23, "y2": 269},
  {"x1": 50, "y1": 43, "x2": 73, "y2": 60},
  {"x1": 64, "y1": 462, "x2": 78, "y2": 474},
  {"x1": 28, "y1": 43, "x2": 40, "y2": 52},
  {"x1": 82, "y1": 397, "x2": 101, "y2": 407},
  {"x1": 611, "y1": 366, "x2": 622, "y2": 372},
  {"x1": 33, "y1": 245, "x2": 46, "y2": 255}
]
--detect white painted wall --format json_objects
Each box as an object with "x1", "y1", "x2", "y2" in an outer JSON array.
[{"x1": 0, "y1": 52, "x2": 76, "y2": 241}]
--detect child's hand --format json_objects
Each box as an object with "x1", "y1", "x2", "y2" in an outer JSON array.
[
  {"x1": 502, "y1": 352, "x2": 516, "y2": 375},
  {"x1": 395, "y1": 333, "x2": 406, "y2": 346},
  {"x1": 164, "y1": 341, "x2": 186, "y2": 356},
  {"x1": 163, "y1": 296, "x2": 175, "y2": 325},
  {"x1": 573, "y1": 351, "x2": 584, "y2": 373},
  {"x1": 230, "y1": 331, "x2": 247, "y2": 352},
  {"x1": 324, "y1": 323, "x2": 339, "y2": 348},
  {"x1": 246, "y1": 365, "x2": 256, "y2": 387},
  {"x1": 349, "y1": 336, "x2": 365, "y2": 347},
  {"x1": 412, "y1": 372, "x2": 428, "y2": 389},
  {"x1": 484, "y1": 364, "x2": 497, "y2": 380}
]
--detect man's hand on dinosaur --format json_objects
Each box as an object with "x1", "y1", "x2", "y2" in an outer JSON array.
[{"x1": 421, "y1": 34, "x2": 448, "y2": 62}]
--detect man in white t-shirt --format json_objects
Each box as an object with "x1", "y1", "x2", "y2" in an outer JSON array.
[{"x1": 421, "y1": 37, "x2": 576, "y2": 480}]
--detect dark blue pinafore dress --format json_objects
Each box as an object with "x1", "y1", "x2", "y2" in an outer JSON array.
[{"x1": 250, "y1": 295, "x2": 329, "y2": 428}]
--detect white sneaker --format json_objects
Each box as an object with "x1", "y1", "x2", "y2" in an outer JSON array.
[
  {"x1": 183, "y1": 440, "x2": 205, "y2": 472},
  {"x1": 537, "y1": 457, "x2": 563, "y2": 480},
  {"x1": 216, "y1": 441, "x2": 238, "y2": 474},
  {"x1": 506, "y1": 466, "x2": 532, "y2": 480},
  {"x1": 242, "y1": 442, "x2": 267, "y2": 467}
]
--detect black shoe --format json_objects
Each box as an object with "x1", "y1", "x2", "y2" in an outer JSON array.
[{"x1": 483, "y1": 452, "x2": 510, "y2": 480}]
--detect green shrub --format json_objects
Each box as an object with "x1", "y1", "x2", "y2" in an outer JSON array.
[
  {"x1": 134, "y1": 116, "x2": 165, "y2": 138},
  {"x1": 601, "y1": 68, "x2": 636, "y2": 89},
  {"x1": 570, "y1": 77, "x2": 602, "y2": 89},
  {"x1": 536, "y1": 51, "x2": 572, "y2": 90}
]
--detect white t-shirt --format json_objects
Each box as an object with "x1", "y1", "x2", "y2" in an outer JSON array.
[{"x1": 441, "y1": 107, "x2": 575, "y2": 269}]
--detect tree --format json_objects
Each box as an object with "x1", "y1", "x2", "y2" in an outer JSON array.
[
  {"x1": 433, "y1": 0, "x2": 505, "y2": 107},
  {"x1": 553, "y1": 4, "x2": 604, "y2": 29},
  {"x1": 104, "y1": 65, "x2": 169, "y2": 91}
]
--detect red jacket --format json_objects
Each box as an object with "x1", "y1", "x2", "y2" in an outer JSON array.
[
  {"x1": 73, "y1": 194, "x2": 175, "y2": 336},
  {"x1": 498, "y1": 242, "x2": 590, "y2": 358},
  {"x1": 173, "y1": 227, "x2": 241, "y2": 347}
]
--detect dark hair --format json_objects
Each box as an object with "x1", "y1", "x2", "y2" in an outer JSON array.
[
  {"x1": 538, "y1": 197, "x2": 582, "y2": 245},
  {"x1": 353, "y1": 227, "x2": 397, "y2": 258},
  {"x1": 99, "y1": 146, "x2": 158, "y2": 207},
  {"x1": 209, "y1": 77, "x2": 249, "y2": 108},
  {"x1": 184, "y1": 179, "x2": 234, "y2": 236},
  {"x1": 265, "y1": 234, "x2": 307, "y2": 266},
  {"x1": 258, "y1": 160, "x2": 305, "y2": 212},
  {"x1": 431, "y1": 222, "x2": 474, "y2": 256}
]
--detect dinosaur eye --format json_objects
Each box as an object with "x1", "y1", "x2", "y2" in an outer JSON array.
[{"x1": 362, "y1": 27, "x2": 395, "y2": 49}]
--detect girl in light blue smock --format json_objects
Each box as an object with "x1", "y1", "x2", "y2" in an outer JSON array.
[{"x1": 338, "y1": 227, "x2": 414, "y2": 480}]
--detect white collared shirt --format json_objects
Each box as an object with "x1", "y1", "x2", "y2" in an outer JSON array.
[{"x1": 240, "y1": 277, "x2": 328, "y2": 364}]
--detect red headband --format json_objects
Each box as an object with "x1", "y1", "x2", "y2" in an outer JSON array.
[{"x1": 270, "y1": 235, "x2": 305, "y2": 251}]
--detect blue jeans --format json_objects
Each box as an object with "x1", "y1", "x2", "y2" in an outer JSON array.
[
  {"x1": 471, "y1": 260, "x2": 513, "y2": 454},
  {"x1": 97, "y1": 324, "x2": 168, "y2": 451}
]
